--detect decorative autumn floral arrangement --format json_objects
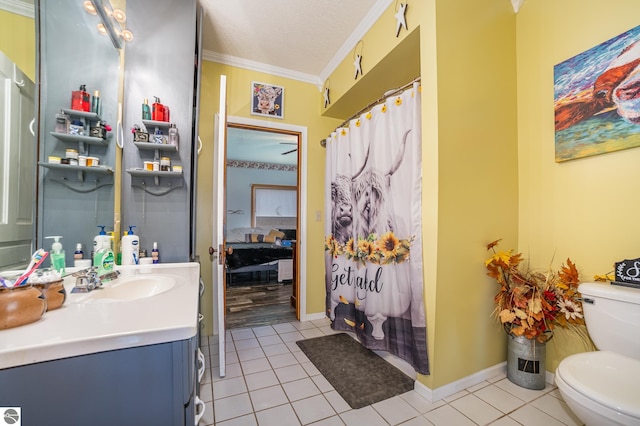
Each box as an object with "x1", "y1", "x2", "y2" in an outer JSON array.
[
  {"x1": 325, "y1": 232, "x2": 413, "y2": 265},
  {"x1": 485, "y1": 239, "x2": 585, "y2": 343}
]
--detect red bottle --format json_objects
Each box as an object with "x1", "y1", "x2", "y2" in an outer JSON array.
[
  {"x1": 71, "y1": 85, "x2": 91, "y2": 112},
  {"x1": 152, "y1": 96, "x2": 165, "y2": 121}
]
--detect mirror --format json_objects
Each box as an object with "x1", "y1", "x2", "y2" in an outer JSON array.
[{"x1": 36, "y1": 0, "x2": 123, "y2": 264}]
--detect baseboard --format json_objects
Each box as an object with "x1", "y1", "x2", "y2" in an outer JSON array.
[
  {"x1": 414, "y1": 362, "x2": 558, "y2": 402},
  {"x1": 414, "y1": 362, "x2": 507, "y2": 402},
  {"x1": 301, "y1": 311, "x2": 327, "y2": 322}
]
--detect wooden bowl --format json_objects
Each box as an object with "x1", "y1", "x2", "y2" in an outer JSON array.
[
  {"x1": 33, "y1": 279, "x2": 66, "y2": 311},
  {"x1": 0, "y1": 285, "x2": 47, "y2": 330}
]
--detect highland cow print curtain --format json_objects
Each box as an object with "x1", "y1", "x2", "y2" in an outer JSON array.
[{"x1": 324, "y1": 82, "x2": 429, "y2": 374}]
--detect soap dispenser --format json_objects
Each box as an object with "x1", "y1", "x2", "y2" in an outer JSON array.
[
  {"x1": 46, "y1": 236, "x2": 66, "y2": 275},
  {"x1": 121, "y1": 226, "x2": 140, "y2": 265},
  {"x1": 94, "y1": 226, "x2": 111, "y2": 255},
  {"x1": 71, "y1": 84, "x2": 91, "y2": 112}
]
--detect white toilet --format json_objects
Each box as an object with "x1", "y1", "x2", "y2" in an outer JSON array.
[{"x1": 555, "y1": 282, "x2": 640, "y2": 426}]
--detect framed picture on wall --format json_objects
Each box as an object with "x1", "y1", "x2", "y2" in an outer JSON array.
[
  {"x1": 554, "y1": 25, "x2": 640, "y2": 162},
  {"x1": 251, "y1": 82, "x2": 284, "y2": 119}
]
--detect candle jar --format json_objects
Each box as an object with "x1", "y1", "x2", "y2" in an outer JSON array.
[{"x1": 0, "y1": 285, "x2": 47, "y2": 330}]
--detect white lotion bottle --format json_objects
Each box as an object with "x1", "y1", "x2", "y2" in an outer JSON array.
[{"x1": 121, "y1": 225, "x2": 140, "y2": 265}]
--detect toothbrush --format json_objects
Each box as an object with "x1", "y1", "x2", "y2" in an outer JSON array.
[{"x1": 14, "y1": 249, "x2": 49, "y2": 287}]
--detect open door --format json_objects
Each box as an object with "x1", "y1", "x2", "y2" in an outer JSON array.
[{"x1": 212, "y1": 75, "x2": 227, "y2": 377}]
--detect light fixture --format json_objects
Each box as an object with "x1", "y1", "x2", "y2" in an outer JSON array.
[
  {"x1": 86, "y1": 0, "x2": 133, "y2": 49},
  {"x1": 83, "y1": 1, "x2": 97, "y2": 15}
]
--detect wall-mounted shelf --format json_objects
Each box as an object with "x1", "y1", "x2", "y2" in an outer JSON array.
[
  {"x1": 61, "y1": 108, "x2": 101, "y2": 121},
  {"x1": 134, "y1": 141, "x2": 178, "y2": 161},
  {"x1": 39, "y1": 162, "x2": 113, "y2": 191},
  {"x1": 141, "y1": 119, "x2": 170, "y2": 129},
  {"x1": 127, "y1": 168, "x2": 183, "y2": 195},
  {"x1": 50, "y1": 132, "x2": 108, "y2": 146}
]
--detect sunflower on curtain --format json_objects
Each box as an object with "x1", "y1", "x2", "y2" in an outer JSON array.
[{"x1": 324, "y1": 82, "x2": 429, "y2": 374}]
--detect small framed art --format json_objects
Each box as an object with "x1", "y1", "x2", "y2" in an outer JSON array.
[{"x1": 251, "y1": 82, "x2": 284, "y2": 119}]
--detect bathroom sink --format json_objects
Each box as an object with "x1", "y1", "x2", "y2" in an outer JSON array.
[{"x1": 76, "y1": 275, "x2": 176, "y2": 303}]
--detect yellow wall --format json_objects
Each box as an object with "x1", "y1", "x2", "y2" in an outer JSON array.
[
  {"x1": 324, "y1": 0, "x2": 518, "y2": 389},
  {"x1": 516, "y1": 0, "x2": 640, "y2": 370},
  {"x1": 196, "y1": 61, "x2": 342, "y2": 335},
  {"x1": 0, "y1": 10, "x2": 35, "y2": 81}
]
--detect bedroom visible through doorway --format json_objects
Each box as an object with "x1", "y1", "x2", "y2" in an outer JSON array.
[{"x1": 225, "y1": 123, "x2": 300, "y2": 329}]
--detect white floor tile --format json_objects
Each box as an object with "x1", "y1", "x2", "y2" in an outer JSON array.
[
  {"x1": 311, "y1": 374, "x2": 334, "y2": 392},
  {"x1": 442, "y1": 390, "x2": 469, "y2": 403},
  {"x1": 213, "y1": 376, "x2": 248, "y2": 399},
  {"x1": 199, "y1": 381, "x2": 213, "y2": 402},
  {"x1": 324, "y1": 390, "x2": 351, "y2": 414},
  {"x1": 372, "y1": 395, "x2": 420, "y2": 425},
  {"x1": 245, "y1": 369, "x2": 280, "y2": 391},
  {"x1": 465, "y1": 380, "x2": 490, "y2": 393},
  {"x1": 530, "y1": 394, "x2": 582, "y2": 425},
  {"x1": 226, "y1": 351, "x2": 240, "y2": 364},
  {"x1": 259, "y1": 334, "x2": 285, "y2": 346},
  {"x1": 234, "y1": 338, "x2": 260, "y2": 350},
  {"x1": 400, "y1": 391, "x2": 445, "y2": 414},
  {"x1": 263, "y1": 342, "x2": 291, "y2": 356},
  {"x1": 282, "y1": 377, "x2": 322, "y2": 401},
  {"x1": 292, "y1": 394, "x2": 337, "y2": 425},
  {"x1": 473, "y1": 384, "x2": 525, "y2": 414},
  {"x1": 252, "y1": 325, "x2": 277, "y2": 337},
  {"x1": 340, "y1": 406, "x2": 388, "y2": 426},
  {"x1": 255, "y1": 403, "x2": 302, "y2": 426},
  {"x1": 213, "y1": 362, "x2": 244, "y2": 382},
  {"x1": 287, "y1": 341, "x2": 303, "y2": 352},
  {"x1": 293, "y1": 351, "x2": 310, "y2": 363},
  {"x1": 214, "y1": 393, "x2": 254, "y2": 423},
  {"x1": 274, "y1": 322, "x2": 299, "y2": 334},
  {"x1": 231, "y1": 328, "x2": 256, "y2": 341},
  {"x1": 307, "y1": 415, "x2": 345, "y2": 425},
  {"x1": 241, "y1": 357, "x2": 272, "y2": 375},
  {"x1": 292, "y1": 321, "x2": 318, "y2": 330},
  {"x1": 268, "y1": 352, "x2": 299, "y2": 368},
  {"x1": 249, "y1": 384, "x2": 289, "y2": 411},
  {"x1": 318, "y1": 325, "x2": 341, "y2": 335},
  {"x1": 449, "y1": 394, "x2": 503, "y2": 425},
  {"x1": 237, "y1": 347, "x2": 266, "y2": 362},
  {"x1": 423, "y1": 404, "x2": 477, "y2": 426},
  {"x1": 275, "y1": 364, "x2": 309, "y2": 383},
  {"x1": 493, "y1": 378, "x2": 552, "y2": 403},
  {"x1": 507, "y1": 404, "x2": 566, "y2": 426},
  {"x1": 311, "y1": 318, "x2": 331, "y2": 327},
  {"x1": 300, "y1": 328, "x2": 325, "y2": 339},
  {"x1": 280, "y1": 331, "x2": 305, "y2": 342},
  {"x1": 398, "y1": 416, "x2": 434, "y2": 425},
  {"x1": 301, "y1": 361, "x2": 321, "y2": 376},
  {"x1": 487, "y1": 416, "x2": 521, "y2": 426},
  {"x1": 216, "y1": 413, "x2": 258, "y2": 426}
]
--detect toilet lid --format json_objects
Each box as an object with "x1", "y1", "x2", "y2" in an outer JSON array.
[{"x1": 558, "y1": 351, "x2": 640, "y2": 418}]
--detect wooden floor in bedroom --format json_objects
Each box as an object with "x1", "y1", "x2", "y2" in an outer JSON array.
[{"x1": 225, "y1": 282, "x2": 296, "y2": 329}]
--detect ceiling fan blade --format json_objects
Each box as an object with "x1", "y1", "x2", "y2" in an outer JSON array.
[{"x1": 281, "y1": 148, "x2": 297, "y2": 155}]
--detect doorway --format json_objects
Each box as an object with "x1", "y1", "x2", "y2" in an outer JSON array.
[{"x1": 224, "y1": 122, "x2": 301, "y2": 329}]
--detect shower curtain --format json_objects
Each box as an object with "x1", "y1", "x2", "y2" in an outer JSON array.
[{"x1": 324, "y1": 82, "x2": 429, "y2": 374}]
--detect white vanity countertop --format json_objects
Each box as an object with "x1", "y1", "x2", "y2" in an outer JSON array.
[{"x1": 0, "y1": 262, "x2": 200, "y2": 370}]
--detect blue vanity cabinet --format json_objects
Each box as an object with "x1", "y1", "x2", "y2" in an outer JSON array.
[{"x1": 0, "y1": 335, "x2": 198, "y2": 426}]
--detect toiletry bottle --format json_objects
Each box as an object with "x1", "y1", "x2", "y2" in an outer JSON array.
[
  {"x1": 97, "y1": 247, "x2": 114, "y2": 277},
  {"x1": 152, "y1": 242, "x2": 159, "y2": 264},
  {"x1": 91, "y1": 90, "x2": 101, "y2": 115},
  {"x1": 164, "y1": 105, "x2": 170, "y2": 122},
  {"x1": 121, "y1": 226, "x2": 140, "y2": 265},
  {"x1": 94, "y1": 226, "x2": 111, "y2": 255},
  {"x1": 55, "y1": 110, "x2": 70, "y2": 133},
  {"x1": 168, "y1": 124, "x2": 179, "y2": 148},
  {"x1": 71, "y1": 84, "x2": 91, "y2": 112},
  {"x1": 152, "y1": 97, "x2": 164, "y2": 121},
  {"x1": 46, "y1": 236, "x2": 66, "y2": 275},
  {"x1": 142, "y1": 98, "x2": 151, "y2": 120},
  {"x1": 74, "y1": 243, "x2": 84, "y2": 266}
]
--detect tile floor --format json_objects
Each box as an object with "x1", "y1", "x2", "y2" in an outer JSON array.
[{"x1": 197, "y1": 318, "x2": 583, "y2": 426}]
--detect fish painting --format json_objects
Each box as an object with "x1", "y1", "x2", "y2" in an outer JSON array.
[{"x1": 554, "y1": 26, "x2": 640, "y2": 162}]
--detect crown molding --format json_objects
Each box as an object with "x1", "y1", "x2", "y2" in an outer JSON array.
[
  {"x1": 202, "y1": 50, "x2": 323, "y2": 89},
  {"x1": 318, "y1": 0, "x2": 393, "y2": 84},
  {"x1": 0, "y1": 0, "x2": 34, "y2": 18}
]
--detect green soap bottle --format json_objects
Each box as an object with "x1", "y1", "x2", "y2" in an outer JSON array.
[{"x1": 46, "y1": 236, "x2": 66, "y2": 275}]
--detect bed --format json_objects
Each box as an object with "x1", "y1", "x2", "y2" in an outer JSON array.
[{"x1": 225, "y1": 227, "x2": 296, "y2": 285}]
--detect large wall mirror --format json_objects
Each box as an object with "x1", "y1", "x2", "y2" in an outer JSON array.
[{"x1": 36, "y1": 0, "x2": 123, "y2": 264}]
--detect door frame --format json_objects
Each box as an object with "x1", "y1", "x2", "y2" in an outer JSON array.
[{"x1": 224, "y1": 115, "x2": 308, "y2": 320}]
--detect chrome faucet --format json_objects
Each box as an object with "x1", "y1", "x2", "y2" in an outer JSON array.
[{"x1": 72, "y1": 268, "x2": 102, "y2": 293}]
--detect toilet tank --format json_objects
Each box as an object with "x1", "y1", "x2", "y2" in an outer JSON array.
[{"x1": 579, "y1": 282, "x2": 640, "y2": 359}]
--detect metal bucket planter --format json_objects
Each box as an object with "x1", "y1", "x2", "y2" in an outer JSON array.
[{"x1": 506, "y1": 334, "x2": 546, "y2": 390}]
